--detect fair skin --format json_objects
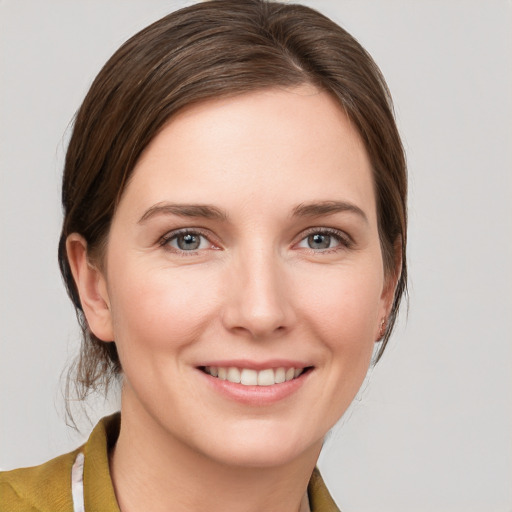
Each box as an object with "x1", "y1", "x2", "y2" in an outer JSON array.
[{"x1": 67, "y1": 85, "x2": 398, "y2": 512}]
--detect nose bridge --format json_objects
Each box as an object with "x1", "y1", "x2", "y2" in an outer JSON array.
[{"x1": 223, "y1": 242, "x2": 292, "y2": 338}]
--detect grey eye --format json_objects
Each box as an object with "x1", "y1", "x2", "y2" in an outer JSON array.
[
  {"x1": 307, "y1": 233, "x2": 332, "y2": 249},
  {"x1": 176, "y1": 233, "x2": 201, "y2": 250},
  {"x1": 296, "y1": 231, "x2": 344, "y2": 251},
  {"x1": 165, "y1": 232, "x2": 210, "y2": 251}
]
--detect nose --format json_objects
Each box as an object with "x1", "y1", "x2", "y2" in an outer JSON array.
[{"x1": 221, "y1": 247, "x2": 295, "y2": 340}]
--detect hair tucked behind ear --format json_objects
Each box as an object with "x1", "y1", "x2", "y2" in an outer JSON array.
[{"x1": 60, "y1": 0, "x2": 407, "y2": 421}]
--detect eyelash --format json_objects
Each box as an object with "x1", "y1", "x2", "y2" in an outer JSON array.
[
  {"x1": 159, "y1": 228, "x2": 216, "y2": 255},
  {"x1": 158, "y1": 227, "x2": 353, "y2": 255},
  {"x1": 295, "y1": 227, "x2": 353, "y2": 254}
]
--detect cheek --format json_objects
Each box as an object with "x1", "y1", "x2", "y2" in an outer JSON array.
[
  {"x1": 296, "y1": 263, "x2": 384, "y2": 347},
  {"x1": 287, "y1": 263, "x2": 384, "y2": 431},
  {"x1": 107, "y1": 261, "x2": 221, "y2": 357}
]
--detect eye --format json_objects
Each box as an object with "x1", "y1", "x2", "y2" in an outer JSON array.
[
  {"x1": 161, "y1": 230, "x2": 213, "y2": 252},
  {"x1": 304, "y1": 233, "x2": 336, "y2": 250},
  {"x1": 296, "y1": 229, "x2": 350, "y2": 252}
]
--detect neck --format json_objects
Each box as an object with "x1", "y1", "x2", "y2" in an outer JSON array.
[{"x1": 110, "y1": 392, "x2": 321, "y2": 512}]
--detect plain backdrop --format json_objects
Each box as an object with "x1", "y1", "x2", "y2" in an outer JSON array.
[{"x1": 1, "y1": 1, "x2": 511, "y2": 511}]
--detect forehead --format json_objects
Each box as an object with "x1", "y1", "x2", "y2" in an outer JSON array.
[{"x1": 118, "y1": 86, "x2": 376, "y2": 223}]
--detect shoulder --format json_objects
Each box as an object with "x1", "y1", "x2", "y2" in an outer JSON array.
[
  {"x1": 0, "y1": 448, "x2": 80, "y2": 512},
  {"x1": 0, "y1": 413, "x2": 121, "y2": 512}
]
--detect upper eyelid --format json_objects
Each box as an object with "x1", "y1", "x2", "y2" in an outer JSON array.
[
  {"x1": 157, "y1": 226, "x2": 353, "y2": 249},
  {"x1": 159, "y1": 227, "x2": 218, "y2": 247},
  {"x1": 295, "y1": 226, "x2": 353, "y2": 243},
  {"x1": 293, "y1": 229, "x2": 354, "y2": 255},
  {"x1": 161, "y1": 227, "x2": 214, "y2": 239}
]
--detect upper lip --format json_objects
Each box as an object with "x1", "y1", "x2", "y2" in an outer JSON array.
[{"x1": 196, "y1": 359, "x2": 312, "y2": 370}]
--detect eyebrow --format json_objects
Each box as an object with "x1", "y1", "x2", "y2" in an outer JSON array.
[
  {"x1": 138, "y1": 200, "x2": 367, "y2": 224},
  {"x1": 138, "y1": 202, "x2": 228, "y2": 223},
  {"x1": 292, "y1": 200, "x2": 368, "y2": 224}
]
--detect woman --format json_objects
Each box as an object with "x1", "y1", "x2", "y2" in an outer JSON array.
[{"x1": 0, "y1": 1, "x2": 406, "y2": 511}]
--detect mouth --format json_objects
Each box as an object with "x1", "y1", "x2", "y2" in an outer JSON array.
[{"x1": 199, "y1": 366, "x2": 313, "y2": 386}]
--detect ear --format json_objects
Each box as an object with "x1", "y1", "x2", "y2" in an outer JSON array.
[
  {"x1": 66, "y1": 233, "x2": 114, "y2": 342},
  {"x1": 377, "y1": 237, "x2": 403, "y2": 340}
]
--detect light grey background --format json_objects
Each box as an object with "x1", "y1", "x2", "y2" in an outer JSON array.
[{"x1": 1, "y1": 1, "x2": 511, "y2": 510}]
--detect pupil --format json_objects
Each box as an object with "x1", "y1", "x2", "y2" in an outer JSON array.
[
  {"x1": 308, "y1": 233, "x2": 330, "y2": 249},
  {"x1": 178, "y1": 234, "x2": 200, "y2": 250}
]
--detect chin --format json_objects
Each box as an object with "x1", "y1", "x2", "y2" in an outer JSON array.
[{"x1": 200, "y1": 423, "x2": 324, "y2": 470}]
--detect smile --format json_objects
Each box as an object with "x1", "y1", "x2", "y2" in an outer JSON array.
[{"x1": 201, "y1": 366, "x2": 308, "y2": 386}]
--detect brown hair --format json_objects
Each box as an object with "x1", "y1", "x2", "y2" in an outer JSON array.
[{"x1": 59, "y1": 0, "x2": 407, "y2": 405}]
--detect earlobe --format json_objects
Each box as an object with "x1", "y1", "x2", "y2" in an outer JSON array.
[
  {"x1": 375, "y1": 283, "x2": 395, "y2": 343},
  {"x1": 376, "y1": 317, "x2": 387, "y2": 341},
  {"x1": 377, "y1": 238, "x2": 403, "y2": 341},
  {"x1": 66, "y1": 234, "x2": 114, "y2": 342}
]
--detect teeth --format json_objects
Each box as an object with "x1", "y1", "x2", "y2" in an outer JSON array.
[
  {"x1": 204, "y1": 366, "x2": 306, "y2": 386},
  {"x1": 258, "y1": 369, "x2": 275, "y2": 386},
  {"x1": 274, "y1": 367, "x2": 286, "y2": 384},
  {"x1": 240, "y1": 368, "x2": 258, "y2": 385},
  {"x1": 226, "y1": 367, "x2": 241, "y2": 384}
]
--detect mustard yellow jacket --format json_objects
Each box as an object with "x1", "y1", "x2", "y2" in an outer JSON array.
[{"x1": 0, "y1": 413, "x2": 340, "y2": 512}]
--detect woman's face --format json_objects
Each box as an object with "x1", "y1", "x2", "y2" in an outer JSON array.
[{"x1": 86, "y1": 85, "x2": 395, "y2": 468}]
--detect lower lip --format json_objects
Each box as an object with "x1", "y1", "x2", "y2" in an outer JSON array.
[{"x1": 198, "y1": 369, "x2": 312, "y2": 406}]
